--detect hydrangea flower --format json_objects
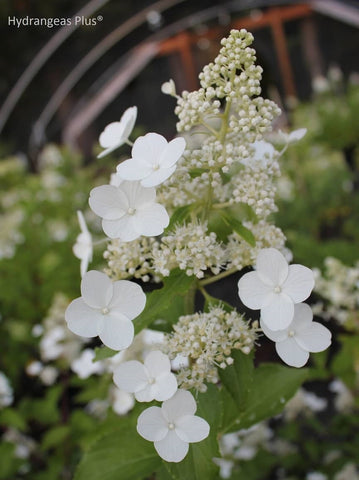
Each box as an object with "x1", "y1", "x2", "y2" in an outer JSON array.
[
  {"x1": 97, "y1": 106, "x2": 137, "y2": 158},
  {"x1": 72, "y1": 211, "x2": 93, "y2": 277},
  {"x1": 137, "y1": 389, "x2": 210, "y2": 462},
  {"x1": 65, "y1": 270, "x2": 146, "y2": 350},
  {"x1": 116, "y1": 133, "x2": 186, "y2": 187},
  {"x1": 261, "y1": 303, "x2": 331, "y2": 367},
  {"x1": 113, "y1": 350, "x2": 177, "y2": 402},
  {"x1": 238, "y1": 248, "x2": 314, "y2": 331},
  {"x1": 89, "y1": 181, "x2": 169, "y2": 241}
]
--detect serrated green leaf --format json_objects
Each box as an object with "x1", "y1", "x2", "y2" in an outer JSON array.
[
  {"x1": 222, "y1": 363, "x2": 308, "y2": 433},
  {"x1": 219, "y1": 350, "x2": 254, "y2": 412},
  {"x1": 74, "y1": 422, "x2": 161, "y2": 480},
  {"x1": 134, "y1": 269, "x2": 196, "y2": 333}
]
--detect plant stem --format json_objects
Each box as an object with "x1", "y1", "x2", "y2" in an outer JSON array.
[{"x1": 199, "y1": 266, "x2": 239, "y2": 286}]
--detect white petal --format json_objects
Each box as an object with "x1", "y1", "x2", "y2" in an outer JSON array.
[
  {"x1": 295, "y1": 322, "x2": 332, "y2": 353},
  {"x1": 152, "y1": 373, "x2": 178, "y2": 401},
  {"x1": 260, "y1": 293, "x2": 294, "y2": 331},
  {"x1": 89, "y1": 185, "x2": 128, "y2": 220},
  {"x1": 98, "y1": 313, "x2": 134, "y2": 350},
  {"x1": 109, "y1": 280, "x2": 146, "y2": 320},
  {"x1": 140, "y1": 165, "x2": 176, "y2": 187},
  {"x1": 77, "y1": 210, "x2": 89, "y2": 233},
  {"x1": 260, "y1": 320, "x2": 288, "y2": 342},
  {"x1": 113, "y1": 361, "x2": 148, "y2": 393},
  {"x1": 120, "y1": 106, "x2": 137, "y2": 139},
  {"x1": 123, "y1": 181, "x2": 156, "y2": 208},
  {"x1": 116, "y1": 159, "x2": 153, "y2": 181},
  {"x1": 65, "y1": 298, "x2": 101, "y2": 338},
  {"x1": 162, "y1": 389, "x2": 196, "y2": 422},
  {"x1": 134, "y1": 203, "x2": 169, "y2": 237},
  {"x1": 275, "y1": 338, "x2": 309, "y2": 367},
  {"x1": 288, "y1": 128, "x2": 307, "y2": 142},
  {"x1": 80, "y1": 270, "x2": 113, "y2": 309},
  {"x1": 144, "y1": 351, "x2": 171, "y2": 377},
  {"x1": 102, "y1": 216, "x2": 140, "y2": 241},
  {"x1": 159, "y1": 137, "x2": 186, "y2": 168},
  {"x1": 132, "y1": 133, "x2": 168, "y2": 166},
  {"x1": 80, "y1": 256, "x2": 90, "y2": 278},
  {"x1": 135, "y1": 384, "x2": 156, "y2": 402},
  {"x1": 238, "y1": 271, "x2": 274, "y2": 309},
  {"x1": 256, "y1": 248, "x2": 289, "y2": 286},
  {"x1": 99, "y1": 122, "x2": 125, "y2": 148},
  {"x1": 137, "y1": 406, "x2": 168, "y2": 441},
  {"x1": 291, "y1": 303, "x2": 313, "y2": 332},
  {"x1": 175, "y1": 415, "x2": 210, "y2": 443},
  {"x1": 283, "y1": 265, "x2": 314, "y2": 303},
  {"x1": 154, "y1": 430, "x2": 189, "y2": 463}
]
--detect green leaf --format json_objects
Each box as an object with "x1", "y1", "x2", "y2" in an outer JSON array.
[
  {"x1": 221, "y1": 211, "x2": 256, "y2": 246},
  {"x1": 203, "y1": 292, "x2": 234, "y2": 313},
  {"x1": 219, "y1": 350, "x2": 254, "y2": 412},
  {"x1": 134, "y1": 269, "x2": 196, "y2": 334},
  {"x1": 42, "y1": 425, "x2": 70, "y2": 450},
  {"x1": 165, "y1": 205, "x2": 192, "y2": 232},
  {"x1": 222, "y1": 363, "x2": 308, "y2": 432},
  {"x1": 164, "y1": 385, "x2": 221, "y2": 480},
  {"x1": 94, "y1": 346, "x2": 117, "y2": 361},
  {"x1": 0, "y1": 407, "x2": 26, "y2": 430},
  {"x1": 74, "y1": 422, "x2": 161, "y2": 480}
]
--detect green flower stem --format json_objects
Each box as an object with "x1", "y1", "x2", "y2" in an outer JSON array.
[{"x1": 199, "y1": 266, "x2": 239, "y2": 286}]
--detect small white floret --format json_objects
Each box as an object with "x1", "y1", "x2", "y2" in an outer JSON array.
[
  {"x1": 261, "y1": 303, "x2": 331, "y2": 367},
  {"x1": 238, "y1": 248, "x2": 315, "y2": 330},
  {"x1": 116, "y1": 133, "x2": 185, "y2": 187},
  {"x1": 113, "y1": 350, "x2": 177, "y2": 402},
  {"x1": 97, "y1": 107, "x2": 137, "y2": 158},
  {"x1": 137, "y1": 389, "x2": 210, "y2": 462},
  {"x1": 65, "y1": 270, "x2": 146, "y2": 351},
  {"x1": 89, "y1": 181, "x2": 169, "y2": 241}
]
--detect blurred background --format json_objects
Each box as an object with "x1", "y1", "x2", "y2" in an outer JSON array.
[
  {"x1": 0, "y1": 1, "x2": 359, "y2": 479},
  {"x1": 1, "y1": 0, "x2": 359, "y2": 165}
]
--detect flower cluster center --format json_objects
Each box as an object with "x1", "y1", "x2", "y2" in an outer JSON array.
[
  {"x1": 274, "y1": 285, "x2": 282, "y2": 294},
  {"x1": 101, "y1": 307, "x2": 110, "y2": 315},
  {"x1": 127, "y1": 207, "x2": 136, "y2": 215},
  {"x1": 168, "y1": 422, "x2": 175, "y2": 430}
]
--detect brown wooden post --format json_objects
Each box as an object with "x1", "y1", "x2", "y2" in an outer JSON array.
[
  {"x1": 176, "y1": 31, "x2": 198, "y2": 91},
  {"x1": 270, "y1": 8, "x2": 297, "y2": 99}
]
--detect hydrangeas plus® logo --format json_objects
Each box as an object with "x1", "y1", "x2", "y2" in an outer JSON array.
[{"x1": 8, "y1": 15, "x2": 103, "y2": 28}]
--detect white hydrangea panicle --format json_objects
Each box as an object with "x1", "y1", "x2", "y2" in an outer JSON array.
[
  {"x1": 65, "y1": 270, "x2": 146, "y2": 350},
  {"x1": 89, "y1": 181, "x2": 169, "y2": 241},
  {"x1": 97, "y1": 106, "x2": 137, "y2": 158},
  {"x1": 238, "y1": 248, "x2": 315, "y2": 331},
  {"x1": 116, "y1": 133, "x2": 186, "y2": 187},
  {"x1": 137, "y1": 389, "x2": 210, "y2": 462},
  {"x1": 113, "y1": 350, "x2": 177, "y2": 402},
  {"x1": 73, "y1": 211, "x2": 93, "y2": 277},
  {"x1": 261, "y1": 303, "x2": 331, "y2": 367}
]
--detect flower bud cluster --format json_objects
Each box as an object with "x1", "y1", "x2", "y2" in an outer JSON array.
[
  {"x1": 152, "y1": 222, "x2": 225, "y2": 278},
  {"x1": 104, "y1": 237, "x2": 160, "y2": 282},
  {"x1": 163, "y1": 307, "x2": 258, "y2": 392},
  {"x1": 227, "y1": 220, "x2": 287, "y2": 271}
]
